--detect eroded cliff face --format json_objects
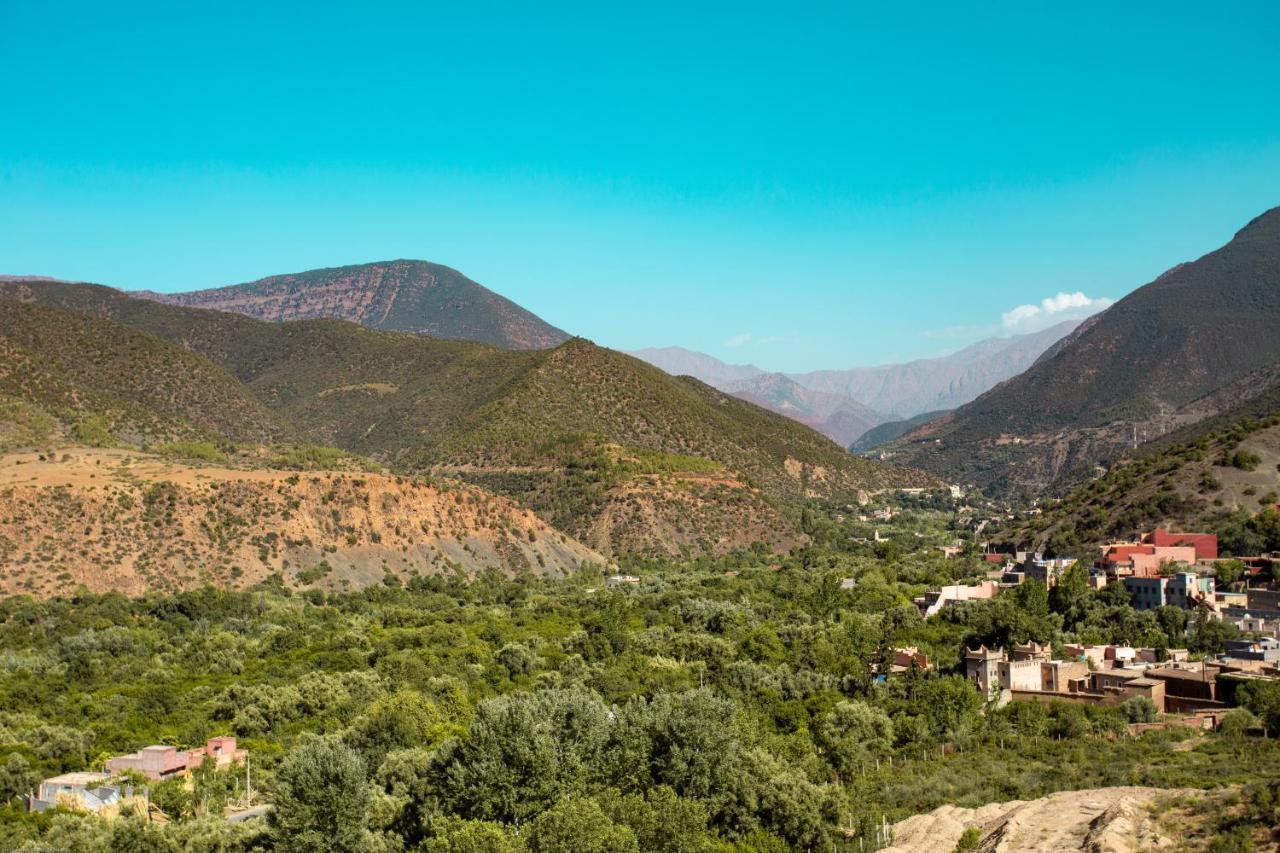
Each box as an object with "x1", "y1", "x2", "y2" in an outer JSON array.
[
  {"x1": 144, "y1": 260, "x2": 571, "y2": 350},
  {"x1": 0, "y1": 448, "x2": 605, "y2": 598}
]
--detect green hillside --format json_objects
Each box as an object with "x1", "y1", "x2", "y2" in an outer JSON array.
[
  {"x1": 0, "y1": 280, "x2": 934, "y2": 555},
  {"x1": 0, "y1": 298, "x2": 287, "y2": 449},
  {"x1": 1009, "y1": 383, "x2": 1280, "y2": 556}
]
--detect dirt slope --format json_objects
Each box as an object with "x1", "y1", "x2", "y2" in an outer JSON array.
[
  {"x1": 0, "y1": 449, "x2": 607, "y2": 598},
  {"x1": 882, "y1": 786, "x2": 1200, "y2": 852}
]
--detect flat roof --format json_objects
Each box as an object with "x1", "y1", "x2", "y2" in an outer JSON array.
[{"x1": 43, "y1": 772, "x2": 110, "y2": 786}]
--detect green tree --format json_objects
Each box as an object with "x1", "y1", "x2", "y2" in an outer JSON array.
[
  {"x1": 269, "y1": 738, "x2": 371, "y2": 853},
  {"x1": 526, "y1": 798, "x2": 639, "y2": 853},
  {"x1": 423, "y1": 817, "x2": 522, "y2": 853},
  {"x1": 815, "y1": 700, "x2": 894, "y2": 779},
  {"x1": 0, "y1": 754, "x2": 37, "y2": 803}
]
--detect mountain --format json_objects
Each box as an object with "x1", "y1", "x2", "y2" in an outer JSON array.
[
  {"x1": 628, "y1": 323, "x2": 1076, "y2": 445},
  {"x1": 849, "y1": 410, "x2": 950, "y2": 454},
  {"x1": 883, "y1": 207, "x2": 1280, "y2": 494},
  {"x1": 725, "y1": 373, "x2": 889, "y2": 447},
  {"x1": 139, "y1": 260, "x2": 570, "y2": 350},
  {"x1": 1008, "y1": 386, "x2": 1280, "y2": 555},
  {"x1": 626, "y1": 346, "x2": 765, "y2": 387},
  {"x1": 1, "y1": 280, "x2": 935, "y2": 559},
  {"x1": 784, "y1": 320, "x2": 1081, "y2": 418}
]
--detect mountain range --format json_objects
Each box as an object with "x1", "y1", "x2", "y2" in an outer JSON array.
[
  {"x1": 628, "y1": 321, "x2": 1079, "y2": 447},
  {"x1": 0, "y1": 278, "x2": 933, "y2": 593},
  {"x1": 882, "y1": 206, "x2": 1280, "y2": 495}
]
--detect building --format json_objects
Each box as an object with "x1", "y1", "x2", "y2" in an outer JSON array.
[
  {"x1": 604, "y1": 574, "x2": 640, "y2": 589},
  {"x1": 1143, "y1": 529, "x2": 1218, "y2": 561},
  {"x1": 1221, "y1": 638, "x2": 1280, "y2": 663},
  {"x1": 1016, "y1": 552, "x2": 1076, "y2": 587},
  {"x1": 1124, "y1": 572, "x2": 1214, "y2": 611},
  {"x1": 30, "y1": 773, "x2": 119, "y2": 813},
  {"x1": 1101, "y1": 543, "x2": 1198, "y2": 578},
  {"x1": 1143, "y1": 664, "x2": 1224, "y2": 711},
  {"x1": 107, "y1": 737, "x2": 246, "y2": 781},
  {"x1": 964, "y1": 646, "x2": 1003, "y2": 697},
  {"x1": 915, "y1": 581, "x2": 999, "y2": 618}
]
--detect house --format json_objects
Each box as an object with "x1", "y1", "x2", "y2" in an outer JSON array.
[
  {"x1": 30, "y1": 772, "x2": 119, "y2": 813},
  {"x1": 604, "y1": 574, "x2": 640, "y2": 589},
  {"x1": 964, "y1": 646, "x2": 1003, "y2": 697},
  {"x1": 1143, "y1": 529, "x2": 1218, "y2": 561},
  {"x1": 914, "y1": 581, "x2": 998, "y2": 618},
  {"x1": 107, "y1": 737, "x2": 246, "y2": 781},
  {"x1": 891, "y1": 647, "x2": 930, "y2": 673},
  {"x1": 1124, "y1": 572, "x2": 1214, "y2": 611},
  {"x1": 1221, "y1": 638, "x2": 1280, "y2": 663},
  {"x1": 1102, "y1": 543, "x2": 1198, "y2": 578}
]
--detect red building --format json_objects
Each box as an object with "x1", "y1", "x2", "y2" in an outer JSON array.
[{"x1": 1143, "y1": 529, "x2": 1218, "y2": 561}]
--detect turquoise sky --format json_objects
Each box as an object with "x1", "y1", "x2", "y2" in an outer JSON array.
[{"x1": 3, "y1": 2, "x2": 1279, "y2": 371}]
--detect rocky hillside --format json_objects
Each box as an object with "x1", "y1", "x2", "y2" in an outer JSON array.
[
  {"x1": 0, "y1": 281, "x2": 935, "y2": 558},
  {"x1": 883, "y1": 786, "x2": 1201, "y2": 853},
  {"x1": 850, "y1": 410, "x2": 949, "y2": 453},
  {"x1": 884, "y1": 207, "x2": 1280, "y2": 495},
  {"x1": 1010, "y1": 390, "x2": 1280, "y2": 555},
  {"x1": 140, "y1": 260, "x2": 570, "y2": 350},
  {"x1": 0, "y1": 447, "x2": 605, "y2": 597}
]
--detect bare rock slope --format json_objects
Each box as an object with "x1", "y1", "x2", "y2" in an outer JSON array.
[{"x1": 882, "y1": 786, "x2": 1198, "y2": 853}]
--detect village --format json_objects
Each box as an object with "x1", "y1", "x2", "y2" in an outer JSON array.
[{"x1": 906, "y1": 526, "x2": 1280, "y2": 721}]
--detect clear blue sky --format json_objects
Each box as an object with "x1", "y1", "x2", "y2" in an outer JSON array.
[{"x1": 3, "y1": 2, "x2": 1279, "y2": 371}]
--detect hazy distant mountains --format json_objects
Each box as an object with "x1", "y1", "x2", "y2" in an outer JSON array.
[
  {"x1": 628, "y1": 321, "x2": 1079, "y2": 447},
  {"x1": 884, "y1": 206, "x2": 1280, "y2": 494},
  {"x1": 140, "y1": 260, "x2": 570, "y2": 350}
]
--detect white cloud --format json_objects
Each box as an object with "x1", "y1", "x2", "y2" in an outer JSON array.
[
  {"x1": 724, "y1": 333, "x2": 781, "y2": 348},
  {"x1": 1000, "y1": 291, "x2": 1115, "y2": 333}
]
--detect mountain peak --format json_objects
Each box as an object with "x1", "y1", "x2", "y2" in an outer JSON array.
[
  {"x1": 1234, "y1": 205, "x2": 1280, "y2": 240},
  {"x1": 137, "y1": 260, "x2": 570, "y2": 350}
]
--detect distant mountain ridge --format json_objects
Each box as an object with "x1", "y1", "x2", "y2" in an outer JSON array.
[
  {"x1": 883, "y1": 206, "x2": 1280, "y2": 494},
  {"x1": 784, "y1": 320, "x2": 1080, "y2": 417},
  {"x1": 627, "y1": 322, "x2": 1078, "y2": 446},
  {"x1": 138, "y1": 259, "x2": 570, "y2": 350}
]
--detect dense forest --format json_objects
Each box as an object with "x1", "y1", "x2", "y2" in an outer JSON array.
[{"x1": 1, "y1": 502, "x2": 1279, "y2": 851}]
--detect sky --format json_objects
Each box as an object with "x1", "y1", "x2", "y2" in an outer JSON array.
[{"x1": 2, "y1": 2, "x2": 1279, "y2": 372}]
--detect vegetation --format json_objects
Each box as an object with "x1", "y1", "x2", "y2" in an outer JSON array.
[
  {"x1": 0, "y1": 499, "x2": 1277, "y2": 850},
  {"x1": 1014, "y1": 410, "x2": 1280, "y2": 555},
  {"x1": 0, "y1": 283, "x2": 933, "y2": 557}
]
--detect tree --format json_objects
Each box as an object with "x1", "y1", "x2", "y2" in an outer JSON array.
[
  {"x1": 526, "y1": 798, "x2": 639, "y2": 853},
  {"x1": 596, "y1": 786, "x2": 712, "y2": 853},
  {"x1": 423, "y1": 817, "x2": 521, "y2": 853},
  {"x1": 429, "y1": 689, "x2": 611, "y2": 824},
  {"x1": 1048, "y1": 562, "x2": 1090, "y2": 628},
  {"x1": 269, "y1": 739, "x2": 371, "y2": 853},
  {"x1": 0, "y1": 754, "x2": 37, "y2": 803},
  {"x1": 1239, "y1": 680, "x2": 1280, "y2": 736},
  {"x1": 344, "y1": 691, "x2": 448, "y2": 775},
  {"x1": 815, "y1": 700, "x2": 894, "y2": 779}
]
